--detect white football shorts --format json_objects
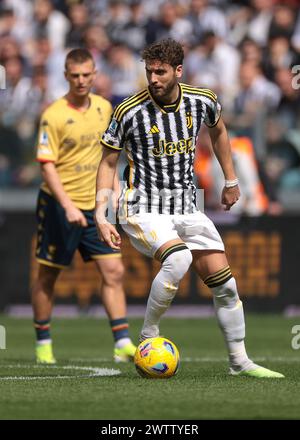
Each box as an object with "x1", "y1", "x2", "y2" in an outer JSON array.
[{"x1": 121, "y1": 211, "x2": 225, "y2": 258}]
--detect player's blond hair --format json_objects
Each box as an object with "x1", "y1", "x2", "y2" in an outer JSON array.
[{"x1": 65, "y1": 48, "x2": 94, "y2": 70}]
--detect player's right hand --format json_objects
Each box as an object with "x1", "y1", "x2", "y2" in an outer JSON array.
[
  {"x1": 94, "y1": 217, "x2": 121, "y2": 250},
  {"x1": 65, "y1": 205, "x2": 88, "y2": 227},
  {"x1": 221, "y1": 185, "x2": 240, "y2": 211}
]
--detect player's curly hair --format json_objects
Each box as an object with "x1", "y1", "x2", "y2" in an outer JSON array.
[
  {"x1": 65, "y1": 48, "x2": 94, "y2": 69},
  {"x1": 141, "y1": 39, "x2": 184, "y2": 68}
]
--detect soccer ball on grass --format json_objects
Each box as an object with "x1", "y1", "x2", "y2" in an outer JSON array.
[{"x1": 134, "y1": 337, "x2": 180, "y2": 379}]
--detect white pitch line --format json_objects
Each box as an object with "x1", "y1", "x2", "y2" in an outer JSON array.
[
  {"x1": 179, "y1": 356, "x2": 300, "y2": 363},
  {"x1": 0, "y1": 365, "x2": 121, "y2": 381},
  {"x1": 70, "y1": 356, "x2": 300, "y2": 363},
  {"x1": 70, "y1": 358, "x2": 112, "y2": 362}
]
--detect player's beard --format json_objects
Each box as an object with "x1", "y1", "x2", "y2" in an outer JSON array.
[
  {"x1": 150, "y1": 77, "x2": 178, "y2": 101},
  {"x1": 164, "y1": 77, "x2": 178, "y2": 97}
]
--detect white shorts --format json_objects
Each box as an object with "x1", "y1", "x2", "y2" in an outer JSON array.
[{"x1": 121, "y1": 212, "x2": 225, "y2": 258}]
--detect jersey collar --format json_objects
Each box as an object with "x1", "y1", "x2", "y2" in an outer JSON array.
[
  {"x1": 66, "y1": 95, "x2": 92, "y2": 113},
  {"x1": 147, "y1": 83, "x2": 182, "y2": 113}
]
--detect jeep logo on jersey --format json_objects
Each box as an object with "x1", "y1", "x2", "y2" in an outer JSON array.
[{"x1": 151, "y1": 137, "x2": 194, "y2": 157}]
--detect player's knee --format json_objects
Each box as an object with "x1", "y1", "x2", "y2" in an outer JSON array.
[
  {"x1": 35, "y1": 265, "x2": 59, "y2": 293},
  {"x1": 163, "y1": 248, "x2": 193, "y2": 282},
  {"x1": 102, "y1": 260, "x2": 125, "y2": 285}
]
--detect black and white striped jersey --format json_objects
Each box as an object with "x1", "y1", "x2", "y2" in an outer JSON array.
[{"x1": 101, "y1": 83, "x2": 221, "y2": 216}]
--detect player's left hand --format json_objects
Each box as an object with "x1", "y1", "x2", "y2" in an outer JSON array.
[{"x1": 221, "y1": 185, "x2": 240, "y2": 211}]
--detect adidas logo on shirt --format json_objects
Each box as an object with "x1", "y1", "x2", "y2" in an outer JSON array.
[{"x1": 148, "y1": 124, "x2": 160, "y2": 134}]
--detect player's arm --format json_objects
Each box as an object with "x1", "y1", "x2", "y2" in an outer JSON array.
[
  {"x1": 40, "y1": 162, "x2": 88, "y2": 227},
  {"x1": 208, "y1": 117, "x2": 240, "y2": 211},
  {"x1": 112, "y1": 168, "x2": 121, "y2": 212},
  {"x1": 37, "y1": 110, "x2": 87, "y2": 227},
  {"x1": 94, "y1": 147, "x2": 121, "y2": 249}
]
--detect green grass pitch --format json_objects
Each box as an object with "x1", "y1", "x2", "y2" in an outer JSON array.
[{"x1": 0, "y1": 314, "x2": 300, "y2": 420}]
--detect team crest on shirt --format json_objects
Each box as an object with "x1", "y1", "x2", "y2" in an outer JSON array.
[
  {"x1": 107, "y1": 117, "x2": 119, "y2": 135},
  {"x1": 186, "y1": 112, "x2": 193, "y2": 129}
]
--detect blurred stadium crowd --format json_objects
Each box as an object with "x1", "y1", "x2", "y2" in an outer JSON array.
[{"x1": 0, "y1": 0, "x2": 300, "y2": 215}]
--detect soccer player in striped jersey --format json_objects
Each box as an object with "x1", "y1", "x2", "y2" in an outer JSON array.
[
  {"x1": 32, "y1": 49, "x2": 136, "y2": 364},
  {"x1": 95, "y1": 39, "x2": 284, "y2": 378}
]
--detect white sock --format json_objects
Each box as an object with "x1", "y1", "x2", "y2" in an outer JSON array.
[
  {"x1": 211, "y1": 277, "x2": 254, "y2": 371},
  {"x1": 37, "y1": 339, "x2": 52, "y2": 346},
  {"x1": 115, "y1": 337, "x2": 131, "y2": 349},
  {"x1": 141, "y1": 248, "x2": 192, "y2": 340}
]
